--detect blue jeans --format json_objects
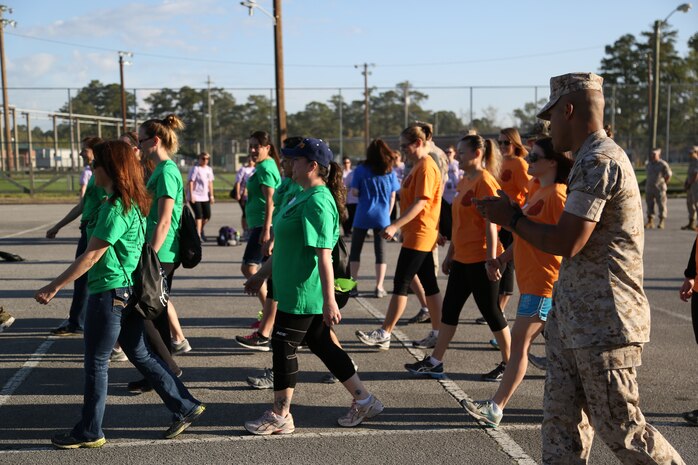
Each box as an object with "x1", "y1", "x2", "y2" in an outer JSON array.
[
  {"x1": 72, "y1": 287, "x2": 199, "y2": 440},
  {"x1": 67, "y1": 223, "x2": 89, "y2": 329}
]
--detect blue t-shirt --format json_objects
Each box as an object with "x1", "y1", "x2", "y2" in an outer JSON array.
[{"x1": 351, "y1": 164, "x2": 400, "y2": 229}]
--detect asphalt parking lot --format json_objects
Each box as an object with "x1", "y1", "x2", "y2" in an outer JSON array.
[{"x1": 0, "y1": 199, "x2": 696, "y2": 464}]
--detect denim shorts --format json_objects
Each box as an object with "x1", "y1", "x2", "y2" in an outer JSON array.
[{"x1": 516, "y1": 294, "x2": 552, "y2": 321}]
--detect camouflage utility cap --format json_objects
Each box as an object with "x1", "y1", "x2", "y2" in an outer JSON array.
[{"x1": 537, "y1": 72, "x2": 604, "y2": 120}]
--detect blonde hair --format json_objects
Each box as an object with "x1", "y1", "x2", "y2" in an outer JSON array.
[
  {"x1": 459, "y1": 134, "x2": 501, "y2": 180},
  {"x1": 140, "y1": 114, "x2": 185, "y2": 155},
  {"x1": 401, "y1": 121, "x2": 433, "y2": 145},
  {"x1": 500, "y1": 127, "x2": 528, "y2": 158}
]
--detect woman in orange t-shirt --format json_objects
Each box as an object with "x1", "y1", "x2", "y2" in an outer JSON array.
[
  {"x1": 492, "y1": 128, "x2": 530, "y2": 316},
  {"x1": 405, "y1": 134, "x2": 512, "y2": 382},
  {"x1": 463, "y1": 137, "x2": 572, "y2": 427},
  {"x1": 356, "y1": 123, "x2": 443, "y2": 350}
]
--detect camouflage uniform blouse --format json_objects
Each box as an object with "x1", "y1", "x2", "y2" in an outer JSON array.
[{"x1": 551, "y1": 130, "x2": 650, "y2": 349}]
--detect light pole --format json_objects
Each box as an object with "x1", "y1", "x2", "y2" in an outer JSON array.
[
  {"x1": 355, "y1": 63, "x2": 374, "y2": 152},
  {"x1": 0, "y1": 5, "x2": 15, "y2": 172},
  {"x1": 118, "y1": 51, "x2": 133, "y2": 134},
  {"x1": 240, "y1": 0, "x2": 286, "y2": 149},
  {"x1": 650, "y1": 3, "x2": 691, "y2": 152}
]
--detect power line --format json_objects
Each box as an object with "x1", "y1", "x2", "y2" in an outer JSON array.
[{"x1": 7, "y1": 30, "x2": 605, "y2": 69}]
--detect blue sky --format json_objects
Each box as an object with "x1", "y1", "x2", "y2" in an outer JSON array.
[{"x1": 4, "y1": 0, "x2": 697, "y2": 127}]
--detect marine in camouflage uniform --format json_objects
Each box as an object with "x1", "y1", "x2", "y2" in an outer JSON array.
[
  {"x1": 682, "y1": 147, "x2": 698, "y2": 230},
  {"x1": 645, "y1": 148, "x2": 672, "y2": 229},
  {"x1": 476, "y1": 72, "x2": 684, "y2": 465}
]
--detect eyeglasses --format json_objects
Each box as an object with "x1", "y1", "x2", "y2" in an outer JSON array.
[
  {"x1": 497, "y1": 140, "x2": 512, "y2": 147},
  {"x1": 138, "y1": 136, "x2": 154, "y2": 149},
  {"x1": 526, "y1": 153, "x2": 546, "y2": 163}
]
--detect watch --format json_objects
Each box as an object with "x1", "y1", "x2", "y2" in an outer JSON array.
[{"x1": 509, "y1": 208, "x2": 525, "y2": 231}]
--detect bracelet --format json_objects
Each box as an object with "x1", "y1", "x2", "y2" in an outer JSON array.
[{"x1": 509, "y1": 209, "x2": 525, "y2": 231}]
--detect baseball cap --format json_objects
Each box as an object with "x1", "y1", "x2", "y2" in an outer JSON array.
[
  {"x1": 537, "y1": 72, "x2": 604, "y2": 120},
  {"x1": 280, "y1": 138, "x2": 333, "y2": 167}
]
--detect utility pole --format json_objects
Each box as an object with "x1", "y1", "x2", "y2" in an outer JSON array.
[
  {"x1": 647, "y1": 52, "x2": 653, "y2": 154},
  {"x1": 68, "y1": 89, "x2": 75, "y2": 169},
  {"x1": 355, "y1": 63, "x2": 374, "y2": 152},
  {"x1": 206, "y1": 75, "x2": 213, "y2": 154},
  {"x1": 403, "y1": 81, "x2": 410, "y2": 128},
  {"x1": 118, "y1": 51, "x2": 133, "y2": 134},
  {"x1": 0, "y1": 5, "x2": 15, "y2": 172}
]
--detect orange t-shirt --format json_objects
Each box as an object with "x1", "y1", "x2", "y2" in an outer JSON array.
[
  {"x1": 451, "y1": 170, "x2": 503, "y2": 264},
  {"x1": 500, "y1": 156, "x2": 531, "y2": 207},
  {"x1": 527, "y1": 177, "x2": 541, "y2": 200},
  {"x1": 513, "y1": 183, "x2": 567, "y2": 297},
  {"x1": 400, "y1": 155, "x2": 442, "y2": 252}
]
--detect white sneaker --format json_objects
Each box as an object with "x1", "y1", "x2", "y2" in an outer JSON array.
[
  {"x1": 355, "y1": 329, "x2": 390, "y2": 350},
  {"x1": 412, "y1": 330, "x2": 438, "y2": 349},
  {"x1": 244, "y1": 410, "x2": 295, "y2": 435},
  {"x1": 172, "y1": 338, "x2": 192, "y2": 355},
  {"x1": 337, "y1": 395, "x2": 384, "y2": 427},
  {"x1": 110, "y1": 348, "x2": 128, "y2": 362}
]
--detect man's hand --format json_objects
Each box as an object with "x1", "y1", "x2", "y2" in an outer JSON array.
[{"x1": 474, "y1": 190, "x2": 518, "y2": 229}]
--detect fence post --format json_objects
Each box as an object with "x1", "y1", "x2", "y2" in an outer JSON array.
[
  {"x1": 11, "y1": 106, "x2": 17, "y2": 170},
  {"x1": 52, "y1": 115, "x2": 59, "y2": 170},
  {"x1": 25, "y1": 112, "x2": 33, "y2": 196},
  {"x1": 338, "y1": 88, "x2": 343, "y2": 157},
  {"x1": 665, "y1": 84, "x2": 671, "y2": 162}
]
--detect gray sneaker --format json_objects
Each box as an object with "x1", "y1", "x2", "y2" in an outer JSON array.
[
  {"x1": 110, "y1": 348, "x2": 129, "y2": 362},
  {"x1": 528, "y1": 353, "x2": 547, "y2": 371},
  {"x1": 355, "y1": 329, "x2": 390, "y2": 350},
  {"x1": 247, "y1": 368, "x2": 274, "y2": 389},
  {"x1": 462, "y1": 399, "x2": 502, "y2": 428},
  {"x1": 337, "y1": 395, "x2": 384, "y2": 427},
  {"x1": 407, "y1": 308, "x2": 431, "y2": 324},
  {"x1": 0, "y1": 307, "x2": 15, "y2": 333},
  {"x1": 405, "y1": 355, "x2": 445, "y2": 379},
  {"x1": 172, "y1": 338, "x2": 192, "y2": 355},
  {"x1": 412, "y1": 330, "x2": 438, "y2": 349},
  {"x1": 245, "y1": 410, "x2": 295, "y2": 435}
]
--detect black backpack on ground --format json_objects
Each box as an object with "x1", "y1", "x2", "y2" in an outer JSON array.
[{"x1": 179, "y1": 203, "x2": 202, "y2": 268}]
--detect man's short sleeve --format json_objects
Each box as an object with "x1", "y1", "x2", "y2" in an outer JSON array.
[
  {"x1": 564, "y1": 155, "x2": 619, "y2": 222},
  {"x1": 663, "y1": 161, "x2": 672, "y2": 179},
  {"x1": 302, "y1": 194, "x2": 338, "y2": 249}
]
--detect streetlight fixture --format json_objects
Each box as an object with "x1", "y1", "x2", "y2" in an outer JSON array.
[
  {"x1": 118, "y1": 51, "x2": 133, "y2": 134},
  {"x1": 0, "y1": 5, "x2": 15, "y2": 172},
  {"x1": 650, "y1": 3, "x2": 692, "y2": 153},
  {"x1": 240, "y1": 0, "x2": 286, "y2": 149}
]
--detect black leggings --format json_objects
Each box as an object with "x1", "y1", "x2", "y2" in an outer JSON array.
[
  {"x1": 692, "y1": 294, "x2": 698, "y2": 344},
  {"x1": 342, "y1": 203, "x2": 357, "y2": 236},
  {"x1": 498, "y1": 229, "x2": 515, "y2": 295},
  {"x1": 142, "y1": 262, "x2": 180, "y2": 374},
  {"x1": 441, "y1": 260, "x2": 507, "y2": 331},
  {"x1": 271, "y1": 312, "x2": 355, "y2": 390},
  {"x1": 392, "y1": 247, "x2": 440, "y2": 296},
  {"x1": 349, "y1": 228, "x2": 385, "y2": 264}
]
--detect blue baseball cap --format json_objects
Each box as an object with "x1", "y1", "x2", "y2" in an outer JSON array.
[{"x1": 280, "y1": 138, "x2": 333, "y2": 168}]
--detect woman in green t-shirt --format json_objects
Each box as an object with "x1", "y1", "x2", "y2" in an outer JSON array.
[
  {"x1": 244, "y1": 138, "x2": 384, "y2": 435},
  {"x1": 35, "y1": 140, "x2": 204, "y2": 449},
  {"x1": 241, "y1": 130, "x2": 282, "y2": 314}
]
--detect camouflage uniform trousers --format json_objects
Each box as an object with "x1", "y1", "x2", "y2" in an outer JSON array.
[
  {"x1": 686, "y1": 182, "x2": 698, "y2": 223},
  {"x1": 542, "y1": 317, "x2": 684, "y2": 464},
  {"x1": 646, "y1": 186, "x2": 667, "y2": 220}
]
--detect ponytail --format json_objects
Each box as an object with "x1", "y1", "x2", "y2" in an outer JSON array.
[
  {"x1": 460, "y1": 134, "x2": 501, "y2": 179},
  {"x1": 140, "y1": 114, "x2": 185, "y2": 155},
  {"x1": 319, "y1": 161, "x2": 348, "y2": 223},
  {"x1": 250, "y1": 130, "x2": 281, "y2": 172}
]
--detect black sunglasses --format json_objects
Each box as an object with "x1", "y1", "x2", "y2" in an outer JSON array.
[
  {"x1": 497, "y1": 140, "x2": 512, "y2": 147},
  {"x1": 526, "y1": 153, "x2": 547, "y2": 163}
]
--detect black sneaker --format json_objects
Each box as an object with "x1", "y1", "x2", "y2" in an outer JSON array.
[
  {"x1": 51, "y1": 432, "x2": 106, "y2": 449},
  {"x1": 407, "y1": 308, "x2": 431, "y2": 324},
  {"x1": 128, "y1": 378, "x2": 154, "y2": 394},
  {"x1": 405, "y1": 355, "x2": 445, "y2": 379},
  {"x1": 235, "y1": 331, "x2": 271, "y2": 352},
  {"x1": 482, "y1": 362, "x2": 506, "y2": 382},
  {"x1": 475, "y1": 317, "x2": 488, "y2": 325},
  {"x1": 163, "y1": 404, "x2": 206, "y2": 439},
  {"x1": 50, "y1": 323, "x2": 83, "y2": 336}
]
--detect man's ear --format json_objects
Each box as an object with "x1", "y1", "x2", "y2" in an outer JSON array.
[{"x1": 564, "y1": 102, "x2": 574, "y2": 120}]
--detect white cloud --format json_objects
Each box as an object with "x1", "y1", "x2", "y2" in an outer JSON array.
[{"x1": 7, "y1": 52, "x2": 58, "y2": 77}]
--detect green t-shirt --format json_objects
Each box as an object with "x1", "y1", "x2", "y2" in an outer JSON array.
[
  {"x1": 272, "y1": 185, "x2": 339, "y2": 315},
  {"x1": 86, "y1": 198, "x2": 145, "y2": 295},
  {"x1": 245, "y1": 158, "x2": 281, "y2": 229},
  {"x1": 81, "y1": 176, "x2": 107, "y2": 223},
  {"x1": 271, "y1": 177, "x2": 302, "y2": 222},
  {"x1": 146, "y1": 159, "x2": 183, "y2": 263}
]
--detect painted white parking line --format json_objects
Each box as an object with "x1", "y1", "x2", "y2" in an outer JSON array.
[
  {"x1": 354, "y1": 297, "x2": 539, "y2": 465},
  {"x1": 652, "y1": 305, "x2": 692, "y2": 323},
  {"x1": 0, "y1": 339, "x2": 55, "y2": 408},
  {"x1": 0, "y1": 221, "x2": 55, "y2": 240}
]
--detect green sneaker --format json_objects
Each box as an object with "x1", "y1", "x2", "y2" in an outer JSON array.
[
  {"x1": 51, "y1": 432, "x2": 106, "y2": 449},
  {"x1": 163, "y1": 404, "x2": 206, "y2": 439},
  {"x1": 462, "y1": 399, "x2": 502, "y2": 428}
]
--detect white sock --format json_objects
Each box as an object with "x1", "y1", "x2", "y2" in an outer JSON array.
[
  {"x1": 428, "y1": 356, "x2": 442, "y2": 366},
  {"x1": 378, "y1": 329, "x2": 390, "y2": 338},
  {"x1": 490, "y1": 400, "x2": 502, "y2": 414},
  {"x1": 431, "y1": 329, "x2": 439, "y2": 337},
  {"x1": 356, "y1": 395, "x2": 373, "y2": 406}
]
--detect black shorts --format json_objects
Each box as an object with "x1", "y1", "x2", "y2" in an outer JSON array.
[
  {"x1": 190, "y1": 201, "x2": 211, "y2": 220},
  {"x1": 242, "y1": 226, "x2": 264, "y2": 265},
  {"x1": 498, "y1": 229, "x2": 515, "y2": 295},
  {"x1": 392, "y1": 247, "x2": 440, "y2": 296},
  {"x1": 439, "y1": 200, "x2": 453, "y2": 240}
]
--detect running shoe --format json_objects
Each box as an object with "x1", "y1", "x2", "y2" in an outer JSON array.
[
  {"x1": 172, "y1": 338, "x2": 192, "y2": 355},
  {"x1": 110, "y1": 348, "x2": 129, "y2": 362},
  {"x1": 682, "y1": 409, "x2": 698, "y2": 426},
  {"x1": 527, "y1": 353, "x2": 548, "y2": 371},
  {"x1": 407, "y1": 308, "x2": 430, "y2": 324},
  {"x1": 128, "y1": 378, "x2": 154, "y2": 394},
  {"x1": 412, "y1": 330, "x2": 438, "y2": 349},
  {"x1": 51, "y1": 432, "x2": 106, "y2": 449},
  {"x1": 374, "y1": 288, "x2": 388, "y2": 298},
  {"x1": 405, "y1": 355, "x2": 445, "y2": 379},
  {"x1": 489, "y1": 338, "x2": 500, "y2": 350},
  {"x1": 355, "y1": 329, "x2": 390, "y2": 350},
  {"x1": 320, "y1": 373, "x2": 339, "y2": 384},
  {"x1": 245, "y1": 410, "x2": 295, "y2": 435},
  {"x1": 462, "y1": 399, "x2": 502, "y2": 428},
  {"x1": 247, "y1": 368, "x2": 274, "y2": 389},
  {"x1": 50, "y1": 323, "x2": 82, "y2": 336},
  {"x1": 164, "y1": 404, "x2": 206, "y2": 439},
  {"x1": 0, "y1": 307, "x2": 15, "y2": 333},
  {"x1": 337, "y1": 395, "x2": 384, "y2": 427},
  {"x1": 482, "y1": 362, "x2": 506, "y2": 382},
  {"x1": 475, "y1": 317, "x2": 488, "y2": 325},
  {"x1": 235, "y1": 331, "x2": 271, "y2": 352}
]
